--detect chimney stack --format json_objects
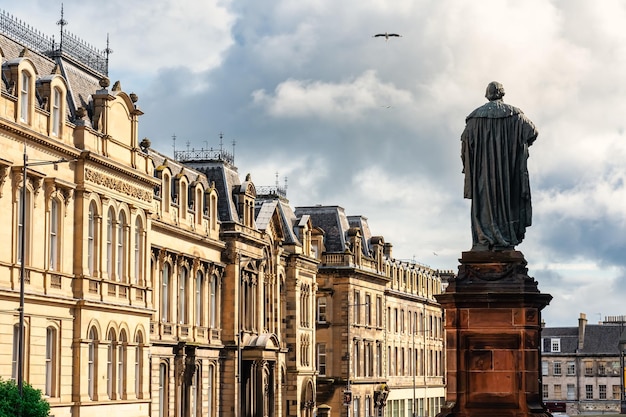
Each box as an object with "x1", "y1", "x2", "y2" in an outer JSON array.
[{"x1": 578, "y1": 313, "x2": 587, "y2": 351}]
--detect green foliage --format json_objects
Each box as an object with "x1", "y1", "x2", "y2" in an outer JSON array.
[{"x1": 0, "y1": 379, "x2": 50, "y2": 417}]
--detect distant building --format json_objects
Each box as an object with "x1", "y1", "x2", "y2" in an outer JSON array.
[
  {"x1": 541, "y1": 313, "x2": 626, "y2": 415},
  {"x1": 295, "y1": 206, "x2": 446, "y2": 417}
]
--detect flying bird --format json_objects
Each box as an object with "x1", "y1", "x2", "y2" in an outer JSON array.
[{"x1": 373, "y1": 32, "x2": 402, "y2": 41}]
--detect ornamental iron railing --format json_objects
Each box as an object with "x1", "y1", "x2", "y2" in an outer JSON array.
[{"x1": 0, "y1": 9, "x2": 108, "y2": 75}]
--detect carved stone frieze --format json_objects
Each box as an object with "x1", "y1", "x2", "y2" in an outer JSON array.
[{"x1": 84, "y1": 167, "x2": 152, "y2": 202}]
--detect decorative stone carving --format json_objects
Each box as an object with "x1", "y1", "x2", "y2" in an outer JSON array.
[{"x1": 84, "y1": 168, "x2": 152, "y2": 202}]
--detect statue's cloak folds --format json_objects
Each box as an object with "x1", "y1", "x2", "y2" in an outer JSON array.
[{"x1": 462, "y1": 100, "x2": 538, "y2": 248}]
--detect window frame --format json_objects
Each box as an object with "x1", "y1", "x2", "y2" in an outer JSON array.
[{"x1": 317, "y1": 296, "x2": 327, "y2": 323}]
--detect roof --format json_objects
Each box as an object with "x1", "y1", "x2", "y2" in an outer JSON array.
[
  {"x1": 295, "y1": 205, "x2": 350, "y2": 253},
  {"x1": 543, "y1": 323, "x2": 624, "y2": 355}
]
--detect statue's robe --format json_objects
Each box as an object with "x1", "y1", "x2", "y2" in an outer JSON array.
[{"x1": 461, "y1": 99, "x2": 538, "y2": 250}]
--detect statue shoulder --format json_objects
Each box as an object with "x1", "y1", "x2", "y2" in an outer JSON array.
[{"x1": 466, "y1": 101, "x2": 524, "y2": 121}]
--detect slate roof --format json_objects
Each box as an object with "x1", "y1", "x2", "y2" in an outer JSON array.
[
  {"x1": 295, "y1": 205, "x2": 350, "y2": 253},
  {"x1": 255, "y1": 196, "x2": 300, "y2": 246},
  {"x1": 183, "y1": 159, "x2": 241, "y2": 223},
  {"x1": 348, "y1": 215, "x2": 374, "y2": 257},
  {"x1": 542, "y1": 324, "x2": 624, "y2": 355},
  {"x1": 1, "y1": 30, "x2": 119, "y2": 128}
]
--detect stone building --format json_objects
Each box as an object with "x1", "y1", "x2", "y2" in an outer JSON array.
[
  {"x1": 0, "y1": 11, "x2": 154, "y2": 417},
  {"x1": 176, "y1": 151, "x2": 320, "y2": 416},
  {"x1": 541, "y1": 313, "x2": 626, "y2": 415},
  {"x1": 295, "y1": 206, "x2": 446, "y2": 417},
  {"x1": 0, "y1": 9, "x2": 449, "y2": 417},
  {"x1": 148, "y1": 149, "x2": 226, "y2": 417}
]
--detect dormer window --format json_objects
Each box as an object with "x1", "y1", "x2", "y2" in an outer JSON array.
[
  {"x1": 51, "y1": 87, "x2": 61, "y2": 136},
  {"x1": 20, "y1": 71, "x2": 31, "y2": 123}
]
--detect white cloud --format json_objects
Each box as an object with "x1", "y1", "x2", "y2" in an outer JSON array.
[
  {"x1": 13, "y1": 0, "x2": 626, "y2": 327},
  {"x1": 251, "y1": 70, "x2": 413, "y2": 121}
]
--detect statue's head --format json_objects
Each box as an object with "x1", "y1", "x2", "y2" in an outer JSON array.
[{"x1": 485, "y1": 81, "x2": 505, "y2": 101}]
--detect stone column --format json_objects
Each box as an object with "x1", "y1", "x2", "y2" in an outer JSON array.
[{"x1": 436, "y1": 251, "x2": 552, "y2": 417}]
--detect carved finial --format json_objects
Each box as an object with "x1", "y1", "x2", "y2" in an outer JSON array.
[
  {"x1": 75, "y1": 107, "x2": 87, "y2": 119},
  {"x1": 112, "y1": 81, "x2": 121, "y2": 91},
  {"x1": 51, "y1": 64, "x2": 61, "y2": 75},
  {"x1": 245, "y1": 173, "x2": 251, "y2": 181},
  {"x1": 130, "y1": 92, "x2": 138, "y2": 103},
  {"x1": 139, "y1": 138, "x2": 151, "y2": 151},
  {"x1": 99, "y1": 77, "x2": 110, "y2": 88},
  {"x1": 19, "y1": 47, "x2": 30, "y2": 57}
]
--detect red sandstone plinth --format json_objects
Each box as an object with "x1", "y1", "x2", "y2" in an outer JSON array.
[{"x1": 435, "y1": 251, "x2": 552, "y2": 417}]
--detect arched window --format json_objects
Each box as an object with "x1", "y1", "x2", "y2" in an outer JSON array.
[
  {"x1": 17, "y1": 186, "x2": 32, "y2": 265},
  {"x1": 195, "y1": 271, "x2": 203, "y2": 327},
  {"x1": 88, "y1": 327, "x2": 98, "y2": 400},
  {"x1": 11, "y1": 324, "x2": 19, "y2": 381},
  {"x1": 45, "y1": 326, "x2": 58, "y2": 397},
  {"x1": 195, "y1": 188, "x2": 203, "y2": 224},
  {"x1": 118, "y1": 330, "x2": 127, "y2": 399},
  {"x1": 135, "y1": 332, "x2": 143, "y2": 398},
  {"x1": 163, "y1": 173, "x2": 171, "y2": 212},
  {"x1": 134, "y1": 217, "x2": 143, "y2": 285},
  {"x1": 20, "y1": 71, "x2": 31, "y2": 123},
  {"x1": 107, "y1": 329, "x2": 116, "y2": 399},
  {"x1": 190, "y1": 363, "x2": 201, "y2": 416},
  {"x1": 179, "y1": 267, "x2": 188, "y2": 324},
  {"x1": 87, "y1": 202, "x2": 97, "y2": 276},
  {"x1": 161, "y1": 264, "x2": 170, "y2": 322},
  {"x1": 117, "y1": 211, "x2": 127, "y2": 282},
  {"x1": 159, "y1": 362, "x2": 168, "y2": 417},
  {"x1": 210, "y1": 275, "x2": 217, "y2": 329},
  {"x1": 106, "y1": 208, "x2": 114, "y2": 276},
  {"x1": 210, "y1": 194, "x2": 218, "y2": 230},
  {"x1": 207, "y1": 363, "x2": 214, "y2": 417},
  {"x1": 49, "y1": 198, "x2": 60, "y2": 270},
  {"x1": 51, "y1": 87, "x2": 62, "y2": 137}
]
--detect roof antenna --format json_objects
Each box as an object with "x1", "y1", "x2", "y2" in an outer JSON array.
[
  {"x1": 284, "y1": 176, "x2": 288, "y2": 195},
  {"x1": 56, "y1": 3, "x2": 68, "y2": 52},
  {"x1": 232, "y1": 137, "x2": 236, "y2": 164},
  {"x1": 172, "y1": 134, "x2": 177, "y2": 156}
]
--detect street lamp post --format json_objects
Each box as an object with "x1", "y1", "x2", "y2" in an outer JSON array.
[{"x1": 17, "y1": 144, "x2": 70, "y2": 398}]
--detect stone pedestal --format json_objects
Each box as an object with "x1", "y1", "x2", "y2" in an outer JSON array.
[{"x1": 436, "y1": 251, "x2": 552, "y2": 417}]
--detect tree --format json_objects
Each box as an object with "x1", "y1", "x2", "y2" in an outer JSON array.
[{"x1": 0, "y1": 379, "x2": 50, "y2": 417}]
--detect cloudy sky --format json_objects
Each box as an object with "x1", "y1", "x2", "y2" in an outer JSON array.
[{"x1": 11, "y1": 0, "x2": 626, "y2": 328}]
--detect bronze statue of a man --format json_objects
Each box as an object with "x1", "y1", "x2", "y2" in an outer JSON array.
[{"x1": 461, "y1": 82, "x2": 538, "y2": 251}]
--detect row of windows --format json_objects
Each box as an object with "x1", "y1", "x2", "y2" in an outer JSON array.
[
  {"x1": 542, "y1": 360, "x2": 621, "y2": 377},
  {"x1": 87, "y1": 201, "x2": 146, "y2": 284},
  {"x1": 12, "y1": 65, "x2": 66, "y2": 138},
  {"x1": 11, "y1": 324, "x2": 59, "y2": 397},
  {"x1": 16, "y1": 190, "x2": 148, "y2": 285},
  {"x1": 85, "y1": 325, "x2": 145, "y2": 401},
  {"x1": 316, "y1": 342, "x2": 443, "y2": 378},
  {"x1": 156, "y1": 168, "x2": 219, "y2": 231},
  {"x1": 389, "y1": 268, "x2": 441, "y2": 299},
  {"x1": 384, "y1": 397, "x2": 444, "y2": 417},
  {"x1": 17, "y1": 188, "x2": 68, "y2": 271},
  {"x1": 10, "y1": 322, "x2": 146, "y2": 401},
  {"x1": 316, "y1": 295, "x2": 443, "y2": 338},
  {"x1": 543, "y1": 383, "x2": 621, "y2": 400},
  {"x1": 159, "y1": 261, "x2": 220, "y2": 329},
  {"x1": 157, "y1": 361, "x2": 216, "y2": 417}
]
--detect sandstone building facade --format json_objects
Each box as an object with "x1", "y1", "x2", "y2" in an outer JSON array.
[
  {"x1": 0, "y1": 10, "x2": 447, "y2": 417},
  {"x1": 541, "y1": 313, "x2": 626, "y2": 415}
]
